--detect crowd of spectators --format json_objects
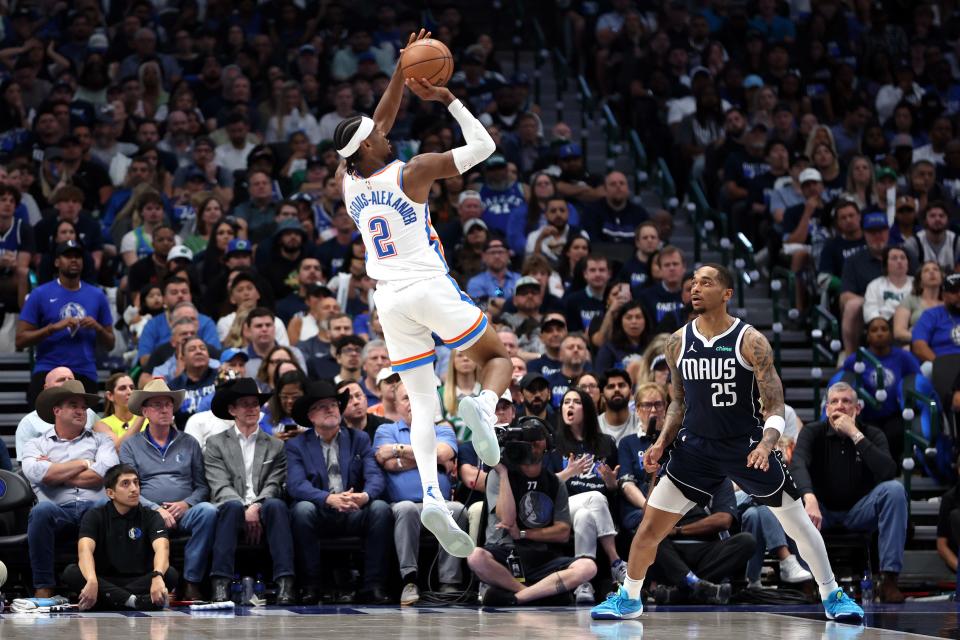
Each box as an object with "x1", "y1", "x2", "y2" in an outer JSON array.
[{"x1": 0, "y1": 0, "x2": 957, "y2": 610}]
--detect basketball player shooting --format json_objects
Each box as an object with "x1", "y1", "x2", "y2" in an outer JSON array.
[
  {"x1": 591, "y1": 264, "x2": 864, "y2": 624},
  {"x1": 334, "y1": 30, "x2": 510, "y2": 559}
]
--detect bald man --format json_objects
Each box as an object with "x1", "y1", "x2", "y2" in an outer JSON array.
[{"x1": 15, "y1": 367, "x2": 98, "y2": 460}]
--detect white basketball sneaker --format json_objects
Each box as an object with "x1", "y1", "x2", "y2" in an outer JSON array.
[
  {"x1": 421, "y1": 491, "x2": 475, "y2": 558},
  {"x1": 459, "y1": 395, "x2": 501, "y2": 467}
]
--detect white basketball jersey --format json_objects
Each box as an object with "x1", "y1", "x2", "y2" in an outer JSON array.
[{"x1": 342, "y1": 159, "x2": 449, "y2": 283}]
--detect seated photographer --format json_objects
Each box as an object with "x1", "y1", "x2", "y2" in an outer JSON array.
[
  {"x1": 545, "y1": 388, "x2": 625, "y2": 604},
  {"x1": 466, "y1": 416, "x2": 597, "y2": 606},
  {"x1": 63, "y1": 464, "x2": 178, "y2": 611}
]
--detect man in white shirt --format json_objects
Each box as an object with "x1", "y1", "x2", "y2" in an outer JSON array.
[
  {"x1": 203, "y1": 378, "x2": 296, "y2": 604},
  {"x1": 214, "y1": 112, "x2": 257, "y2": 174},
  {"x1": 15, "y1": 367, "x2": 97, "y2": 461}
]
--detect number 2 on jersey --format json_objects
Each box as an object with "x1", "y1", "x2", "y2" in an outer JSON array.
[
  {"x1": 711, "y1": 382, "x2": 737, "y2": 407},
  {"x1": 368, "y1": 216, "x2": 397, "y2": 258}
]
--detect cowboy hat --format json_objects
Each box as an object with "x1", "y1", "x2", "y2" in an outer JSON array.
[
  {"x1": 36, "y1": 380, "x2": 101, "y2": 423},
  {"x1": 291, "y1": 380, "x2": 349, "y2": 428},
  {"x1": 128, "y1": 379, "x2": 186, "y2": 415},
  {"x1": 211, "y1": 377, "x2": 272, "y2": 420}
]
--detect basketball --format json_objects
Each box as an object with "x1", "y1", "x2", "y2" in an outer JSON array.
[{"x1": 400, "y1": 39, "x2": 454, "y2": 86}]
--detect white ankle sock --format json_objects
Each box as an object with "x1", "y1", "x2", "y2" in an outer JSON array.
[
  {"x1": 623, "y1": 575, "x2": 644, "y2": 600},
  {"x1": 769, "y1": 497, "x2": 839, "y2": 600},
  {"x1": 479, "y1": 388, "x2": 499, "y2": 413}
]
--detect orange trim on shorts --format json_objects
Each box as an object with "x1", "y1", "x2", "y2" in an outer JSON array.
[
  {"x1": 444, "y1": 312, "x2": 485, "y2": 344},
  {"x1": 392, "y1": 349, "x2": 436, "y2": 366}
]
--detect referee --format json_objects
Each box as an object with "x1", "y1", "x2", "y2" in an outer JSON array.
[{"x1": 63, "y1": 464, "x2": 179, "y2": 610}]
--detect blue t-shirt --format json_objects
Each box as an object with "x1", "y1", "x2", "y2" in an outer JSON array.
[
  {"x1": 373, "y1": 420, "x2": 458, "y2": 502},
  {"x1": 912, "y1": 306, "x2": 960, "y2": 358},
  {"x1": 20, "y1": 280, "x2": 113, "y2": 379},
  {"x1": 841, "y1": 349, "x2": 922, "y2": 420},
  {"x1": 480, "y1": 182, "x2": 527, "y2": 237}
]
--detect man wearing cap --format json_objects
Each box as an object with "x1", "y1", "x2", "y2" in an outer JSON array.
[
  {"x1": 545, "y1": 333, "x2": 591, "y2": 408},
  {"x1": 585, "y1": 171, "x2": 649, "y2": 245},
  {"x1": 445, "y1": 195, "x2": 489, "y2": 282},
  {"x1": 34, "y1": 185, "x2": 103, "y2": 271},
  {"x1": 287, "y1": 380, "x2": 392, "y2": 605},
  {"x1": 120, "y1": 379, "x2": 218, "y2": 601},
  {"x1": 15, "y1": 367, "x2": 99, "y2": 461},
  {"x1": 500, "y1": 276, "x2": 545, "y2": 339},
  {"x1": 260, "y1": 218, "x2": 313, "y2": 300},
  {"x1": 127, "y1": 224, "x2": 179, "y2": 296},
  {"x1": 528, "y1": 312, "x2": 568, "y2": 377},
  {"x1": 478, "y1": 154, "x2": 528, "y2": 239},
  {"x1": 204, "y1": 378, "x2": 296, "y2": 604},
  {"x1": 17, "y1": 239, "x2": 114, "y2": 404},
  {"x1": 22, "y1": 381, "x2": 118, "y2": 597},
  {"x1": 779, "y1": 167, "x2": 828, "y2": 306},
  {"x1": 276, "y1": 257, "x2": 325, "y2": 324},
  {"x1": 889, "y1": 193, "x2": 920, "y2": 246},
  {"x1": 466, "y1": 236, "x2": 521, "y2": 304},
  {"x1": 556, "y1": 142, "x2": 605, "y2": 207},
  {"x1": 137, "y1": 276, "x2": 221, "y2": 367},
  {"x1": 517, "y1": 371, "x2": 558, "y2": 431},
  {"x1": 817, "y1": 199, "x2": 866, "y2": 293},
  {"x1": 839, "y1": 208, "x2": 895, "y2": 355},
  {"x1": 0, "y1": 184, "x2": 33, "y2": 311},
  {"x1": 373, "y1": 382, "x2": 468, "y2": 604}
]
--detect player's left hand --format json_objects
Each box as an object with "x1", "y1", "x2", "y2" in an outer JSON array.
[
  {"x1": 746, "y1": 443, "x2": 771, "y2": 471},
  {"x1": 399, "y1": 28, "x2": 432, "y2": 58}
]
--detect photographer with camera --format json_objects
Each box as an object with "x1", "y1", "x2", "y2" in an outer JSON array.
[{"x1": 466, "y1": 416, "x2": 597, "y2": 606}]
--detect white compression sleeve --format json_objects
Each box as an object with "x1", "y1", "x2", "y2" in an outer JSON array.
[
  {"x1": 448, "y1": 99, "x2": 496, "y2": 174},
  {"x1": 398, "y1": 365, "x2": 442, "y2": 499},
  {"x1": 768, "y1": 495, "x2": 839, "y2": 600}
]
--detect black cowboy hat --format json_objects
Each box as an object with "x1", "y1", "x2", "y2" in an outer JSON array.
[
  {"x1": 211, "y1": 377, "x2": 272, "y2": 420},
  {"x1": 291, "y1": 380, "x2": 350, "y2": 427}
]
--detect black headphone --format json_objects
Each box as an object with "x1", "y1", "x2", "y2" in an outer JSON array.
[{"x1": 516, "y1": 414, "x2": 554, "y2": 449}]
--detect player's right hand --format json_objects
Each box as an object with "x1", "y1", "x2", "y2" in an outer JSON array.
[
  {"x1": 405, "y1": 77, "x2": 454, "y2": 104},
  {"x1": 643, "y1": 442, "x2": 664, "y2": 474}
]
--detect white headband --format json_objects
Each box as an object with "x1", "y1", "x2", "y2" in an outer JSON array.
[{"x1": 337, "y1": 116, "x2": 375, "y2": 158}]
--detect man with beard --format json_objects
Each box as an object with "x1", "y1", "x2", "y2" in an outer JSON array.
[
  {"x1": 157, "y1": 110, "x2": 194, "y2": 169},
  {"x1": 478, "y1": 155, "x2": 528, "y2": 239},
  {"x1": 545, "y1": 333, "x2": 590, "y2": 408},
  {"x1": 903, "y1": 202, "x2": 960, "y2": 274},
  {"x1": 17, "y1": 241, "x2": 114, "y2": 404},
  {"x1": 261, "y1": 218, "x2": 313, "y2": 300},
  {"x1": 598, "y1": 369, "x2": 639, "y2": 445},
  {"x1": 585, "y1": 171, "x2": 649, "y2": 245},
  {"x1": 913, "y1": 272, "x2": 960, "y2": 361},
  {"x1": 522, "y1": 197, "x2": 588, "y2": 261}
]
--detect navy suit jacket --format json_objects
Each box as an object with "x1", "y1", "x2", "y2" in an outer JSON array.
[{"x1": 285, "y1": 426, "x2": 385, "y2": 507}]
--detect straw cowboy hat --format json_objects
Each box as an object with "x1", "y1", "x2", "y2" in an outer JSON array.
[
  {"x1": 291, "y1": 380, "x2": 350, "y2": 428},
  {"x1": 128, "y1": 379, "x2": 186, "y2": 415},
  {"x1": 211, "y1": 377, "x2": 271, "y2": 420},
  {"x1": 36, "y1": 380, "x2": 101, "y2": 423}
]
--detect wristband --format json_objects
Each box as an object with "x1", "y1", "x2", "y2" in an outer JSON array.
[{"x1": 763, "y1": 415, "x2": 785, "y2": 436}]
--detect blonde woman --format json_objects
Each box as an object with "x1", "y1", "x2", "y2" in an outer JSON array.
[
  {"x1": 265, "y1": 81, "x2": 321, "y2": 144},
  {"x1": 844, "y1": 155, "x2": 875, "y2": 211},
  {"x1": 440, "y1": 349, "x2": 482, "y2": 440},
  {"x1": 93, "y1": 373, "x2": 147, "y2": 449}
]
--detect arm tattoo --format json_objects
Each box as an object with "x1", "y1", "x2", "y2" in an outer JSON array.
[
  {"x1": 554, "y1": 572, "x2": 567, "y2": 594},
  {"x1": 744, "y1": 328, "x2": 785, "y2": 447},
  {"x1": 659, "y1": 330, "x2": 686, "y2": 446}
]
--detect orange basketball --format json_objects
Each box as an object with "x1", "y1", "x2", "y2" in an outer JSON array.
[{"x1": 400, "y1": 39, "x2": 454, "y2": 87}]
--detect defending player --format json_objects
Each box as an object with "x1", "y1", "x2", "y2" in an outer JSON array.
[
  {"x1": 591, "y1": 264, "x2": 864, "y2": 623},
  {"x1": 333, "y1": 30, "x2": 510, "y2": 559}
]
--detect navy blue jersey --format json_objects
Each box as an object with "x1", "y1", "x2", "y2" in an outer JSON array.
[{"x1": 678, "y1": 318, "x2": 762, "y2": 439}]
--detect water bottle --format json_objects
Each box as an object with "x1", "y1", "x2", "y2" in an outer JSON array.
[
  {"x1": 254, "y1": 574, "x2": 265, "y2": 599},
  {"x1": 230, "y1": 574, "x2": 243, "y2": 604},
  {"x1": 860, "y1": 569, "x2": 874, "y2": 604},
  {"x1": 241, "y1": 576, "x2": 255, "y2": 605}
]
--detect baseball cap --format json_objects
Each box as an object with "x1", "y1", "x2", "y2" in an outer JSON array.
[
  {"x1": 514, "y1": 276, "x2": 540, "y2": 296},
  {"x1": 299, "y1": 44, "x2": 317, "y2": 55},
  {"x1": 798, "y1": 168, "x2": 823, "y2": 184},
  {"x1": 558, "y1": 143, "x2": 583, "y2": 159},
  {"x1": 376, "y1": 367, "x2": 400, "y2": 386},
  {"x1": 876, "y1": 167, "x2": 898, "y2": 181},
  {"x1": 519, "y1": 372, "x2": 549, "y2": 390},
  {"x1": 95, "y1": 104, "x2": 115, "y2": 125},
  {"x1": 463, "y1": 218, "x2": 488, "y2": 234},
  {"x1": 541, "y1": 314, "x2": 567, "y2": 330},
  {"x1": 862, "y1": 211, "x2": 889, "y2": 231},
  {"x1": 485, "y1": 154, "x2": 507, "y2": 169},
  {"x1": 220, "y1": 347, "x2": 250, "y2": 363},
  {"x1": 167, "y1": 245, "x2": 194, "y2": 262},
  {"x1": 895, "y1": 195, "x2": 916, "y2": 210},
  {"x1": 226, "y1": 239, "x2": 253, "y2": 256},
  {"x1": 185, "y1": 166, "x2": 207, "y2": 182},
  {"x1": 946, "y1": 273, "x2": 960, "y2": 293},
  {"x1": 458, "y1": 190, "x2": 482, "y2": 206},
  {"x1": 55, "y1": 240, "x2": 84, "y2": 257},
  {"x1": 743, "y1": 74, "x2": 765, "y2": 89},
  {"x1": 88, "y1": 33, "x2": 109, "y2": 52}
]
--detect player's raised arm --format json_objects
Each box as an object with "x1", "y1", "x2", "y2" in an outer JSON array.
[
  {"x1": 742, "y1": 326, "x2": 786, "y2": 471},
  {"x1": 643, "y1": 329, "x2": 685, "y2": 473},
  {"x1": 400, "y1": 79, "x2": 495, "y2": 203},
  {"x1": 373, "y1": 29, "x2": 431, "y2": 135}
]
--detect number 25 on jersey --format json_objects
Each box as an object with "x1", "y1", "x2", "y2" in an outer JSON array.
[
  {"x1": 711, "y1": 382, "x2": 737, "y2": 407},
  {"x1": 368, "y1": 216, "x2": 397, "y2": 259}
]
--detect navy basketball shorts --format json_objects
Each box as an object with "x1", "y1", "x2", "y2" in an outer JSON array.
[{"x1": 663, "y1": 427, "x2": 801, "y2": 507}]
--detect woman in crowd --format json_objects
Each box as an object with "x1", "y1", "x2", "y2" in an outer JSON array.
[
  {"x1": 548, "y1": 388, "x2": 625, "y2": 605},
  {"x1": 893, "y1": 260, "x2": 943, "y2": 345},
  {"x1": 183, "y1": 195, "x2": 225, "y2": 254},
  {"x1": 844, "y1": 155, "x2": 876, "y2": 211},
  {"x1": 576, "y1": 372, "x2": 603, "y2": 414},
  {"x1": 863, "y1": 246, "x2": 912, "y2": 323},
  {"x1": 260, "y1": 369, "x2": 307, "y2": 438},
  {"x1": 594, "y1": 300, "x2": 650, "y2": 371},
  {"x1": 200, "y1": 218, "x2": 242, "y2": 285},
  {"x1": 254, "y1": 345, "x2": 301, "y2": 393},
  {"x1": 94, "y1": 373, "x2": 146, "y2": 449},
  {"x1": 441, "y1": 349, "x2": 482, "y2": 440},
  {"x1": 558, "y1": 234, "x2": 591, "y2": 291}
]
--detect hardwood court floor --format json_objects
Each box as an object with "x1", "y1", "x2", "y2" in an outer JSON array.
[{"x1": 0, "y1": 602, "x2": 951, "y2": 639}]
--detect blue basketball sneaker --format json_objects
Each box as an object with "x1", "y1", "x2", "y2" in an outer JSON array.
[
  {"x1": 823, "y1": 588, "x2": 864, "y2": 624},
  {"x1": 590, "y1": 586, "x2": 643, "y2": 620}
]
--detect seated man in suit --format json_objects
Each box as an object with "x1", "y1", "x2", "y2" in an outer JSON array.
[
  {"x1": 373, "y1": 382, "x2": 469, "y2": 606},
  {"x1": 63, "y1": 463, "x2": 178, "y2": 610},
  {"x1": 286, "y1": 380, "x2": 392, "y2": 605},
  {"x1": 22, "y1": 381, "x2": 118, "y2": 597},
  {"x1": 204, "y1": 378, "x2": 297, "y2": 604}
]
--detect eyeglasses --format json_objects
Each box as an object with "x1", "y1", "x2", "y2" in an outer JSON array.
[
  {"x1": 578, "y1": 383, "x2": 598, "y2": 390},
  {"x1": 638, "y1": 401, "x2": 666, "y2": 410}
]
